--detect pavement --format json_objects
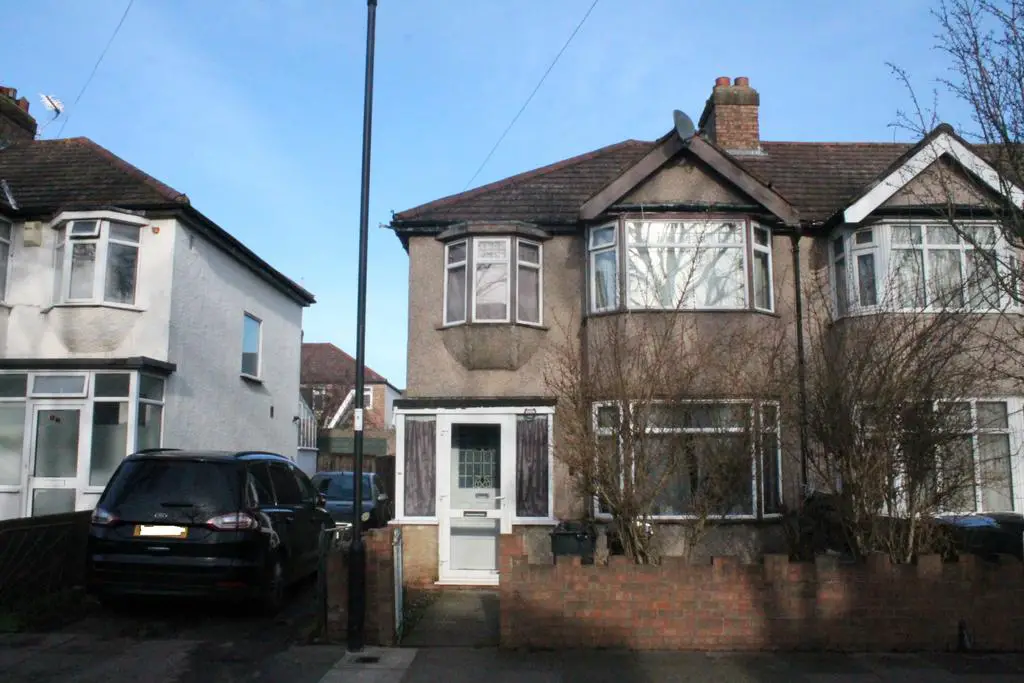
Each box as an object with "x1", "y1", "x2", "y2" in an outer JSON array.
[{"x1": 4, "y1": 585, "x2": 1024, "y2": 682}]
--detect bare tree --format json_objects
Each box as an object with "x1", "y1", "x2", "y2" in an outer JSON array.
[
  {"x1": 545, "y1": 219, "x2": 788, "y2": 564},
  {"x1": 796, "y1": 267, "x2": 1013, "y2": 563}
]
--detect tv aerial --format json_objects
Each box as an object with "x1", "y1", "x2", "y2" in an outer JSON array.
[{"x1": 673, "y1": 109, "x2": 696, "y2": 139}]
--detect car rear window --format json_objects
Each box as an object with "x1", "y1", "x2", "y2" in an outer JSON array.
[
  {"x1": 314, "y1": 473, "x2": 373, "y2": 501},
  {"x1": 102, "y1": 458, "x2": 241, "y2": 520}
]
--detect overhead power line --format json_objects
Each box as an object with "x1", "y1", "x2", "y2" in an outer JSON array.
[
  {"x1": 462, "y1": 0, "x2": 600, "y2": 191},
  {"x1": 56, "y1": 0, "x2": 135, "y2": 138}
]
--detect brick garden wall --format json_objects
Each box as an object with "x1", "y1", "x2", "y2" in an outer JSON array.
[
  {"x1": 326, "y1": 527, "x2": 397, "y2": 646},
  {"x1": 498, "y1": 534, "x2": 1024, "y2": 651}
]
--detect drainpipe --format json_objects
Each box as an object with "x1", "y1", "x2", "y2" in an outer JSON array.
[{"x1": 790, "y1": 230, "x2": 810, "y2": 502}]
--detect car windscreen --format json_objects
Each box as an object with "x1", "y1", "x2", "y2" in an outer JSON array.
[
  {"x1": 101, "y1": 458, "x2": 241, "y2": 523},
  {"x1": 314, "y1": 473, "x2": 373, "y2": 501}
]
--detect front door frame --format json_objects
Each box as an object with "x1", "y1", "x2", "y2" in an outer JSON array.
[
  {"x1": 436, "y1": 412, "x2": 516, "y2": 586},
  {"x1": 24, "y1": 401, "x2": 89, "y2": 517}
]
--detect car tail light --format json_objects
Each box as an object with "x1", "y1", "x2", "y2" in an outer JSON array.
[
  {"x1": 206, "y1": 512, "x2": 258, "y2": 531},
  {"x1": 91, "y1": 508, "x2": 118, "y2": 526}
]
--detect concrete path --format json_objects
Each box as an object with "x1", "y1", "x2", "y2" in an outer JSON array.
[
  {"x1": 399, "y1": 648, "x2": 1024, "y2": 682},
  {"x1": 400, "y1": 590, "x2": 499, "y2": 648}
]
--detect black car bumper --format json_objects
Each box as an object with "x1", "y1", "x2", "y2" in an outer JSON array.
[{"x1": 86, "y1": 553, "x2": 266, "y2": 600}]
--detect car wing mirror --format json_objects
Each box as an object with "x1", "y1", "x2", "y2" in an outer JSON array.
[{"x1": 316, "y1": 493, "x2": 327, "y2": 507}]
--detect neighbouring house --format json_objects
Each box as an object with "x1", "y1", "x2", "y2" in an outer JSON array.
[
  {"x1": 0, "y1": 85, "x2": 315, "y2": 520},
  {"x1": 300, "y1": 342, "x2": 402, "y2": 485},
  {"x1": 388, "y1": 75, "x2": 1024, "y2": 587}
]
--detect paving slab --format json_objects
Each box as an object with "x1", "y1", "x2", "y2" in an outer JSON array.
[{"x1": 401, "y1": 590, "x2": 499, "y2": 648}]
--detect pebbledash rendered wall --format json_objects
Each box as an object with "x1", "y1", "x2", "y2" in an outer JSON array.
[{"x1": 498, "y1": 534, "x2": 1024, "y2": 651}]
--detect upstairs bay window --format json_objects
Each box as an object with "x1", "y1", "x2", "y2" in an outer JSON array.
[
  {"x1": 443, "y1": 237, "x2": 542, "y2": 326},
  {"x1": 832, "y1": 222, "x2": 1007, "y2": 314},
  {"x1": 54, "y1": 219, "x2": 140, "y2": 306},
  {"x1": 587, "y1": 219, "x2": 773, "y2": 314}
]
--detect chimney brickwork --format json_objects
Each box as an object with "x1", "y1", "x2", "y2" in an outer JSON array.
[
  {"x1": 0, "y1": 86, "x2": 37, "y2": 144},
  {"x1": 698, "y1": 76, "x2": 760, "y2": 152}
]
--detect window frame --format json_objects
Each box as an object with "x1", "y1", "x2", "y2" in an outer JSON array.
[
  {"x1": 588, "y1": 223, "x2": 620, "y2": 314},
  {"x1": 831, "y1": 221, "x2": 1013, "y2": 317},
  {"x1": 515, "y1": 237, "x2": 543, "y2": 325},
  {"x1": 589, "y1": 218, "x2": 772, "y2": 314},
  {"x1": 53, "y1": 218, "x2": 143, "y2": 308},
  {"x1": 0, "y1": 218, "x2": 11, "y2": 303},
  {"x1": 591, "y1": 398, "x2": 781, "y2": 521},
  {"x1": 471, "y1": 237, "x2": 512, "y2": 323},
  {"x1": 441, "y1": 236, "x2": 544, "y2": 328},
  {"x1": 241, "y1": 312, "x2": 263, "y2": 380},
  {"x1": 443, "y1": 240, "x2": 468, "y2": 326}
]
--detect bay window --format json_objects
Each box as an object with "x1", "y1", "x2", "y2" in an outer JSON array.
[
  {"x1": 594, "y1": 400, "x2": 781, "y2": 519},
  {"x1": 54, "y1": 219, "x2": 141, "y2": 306},
  {"x1": 443, "y1": 237, "x2": 543, "y2": 326},
  {"x1": 587, "y1": 219, "x2": 772, "y2": 313},
  {"x1": 832, "y1": 222, "x2": 1008, "y2": 314}
]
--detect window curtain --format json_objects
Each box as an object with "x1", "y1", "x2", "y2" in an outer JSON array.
[
  {"x1": 516, "y1": 415, "x2": 549, "y2": 517},
  {"x1": 404, "y1": 416, "x2": 436, "y2": 516}
]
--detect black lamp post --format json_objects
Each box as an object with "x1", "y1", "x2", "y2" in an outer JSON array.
[{"x1": 348, "y1": 0, "x2": 377, "y2": 653}]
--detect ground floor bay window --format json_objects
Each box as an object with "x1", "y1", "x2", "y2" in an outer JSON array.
[
  {"x1": 394, "y1": 402, "x2": 555, "y2": 586},
  {"x1": 0, "y1": 370, "x2": 165, "y2": 519},
  {"x1": 594, "y1": 400, "x2": 782, "y2": 520}
]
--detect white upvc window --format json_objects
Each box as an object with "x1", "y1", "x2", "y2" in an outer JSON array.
[
  {"x1": 588, "y1": 224, "x2": 618, "y2": 313},
  {"x1": 472, "y1": 238, "x2": 510, "y2": 322},
  {"x1": 53, "y1": 219, "x2": 141, "y2": 306},
  {"x1": 516, "y1": 239, "x2": 542, "y2": 324},
  {"x1": 443, "y1": 241, "x2": 468, "y2": 325},
  {"x1": 0, "y1": 218, "x2": 11, "y2": 302},
  {"x1": 136, "y1": 374, "x2": 165, "y2": 451},
  {"x1": 241, "y1": 312, "x2": 262, "y2": 379},
  {"x1": 442, "y1": 236, "x2": 543, "y2": 326},
  {"x1": 832, "y1": 222, "x2": 1009, "y2": 315},
  {"x1": 588, "y1": 219, "x2": 771, "y2": 313},
  {"x1": 592, "y1": 399, "x2": 782, "y2": 519},
  {"x1": 752, "y1": 226, "x2": 773, "y2": 312}
]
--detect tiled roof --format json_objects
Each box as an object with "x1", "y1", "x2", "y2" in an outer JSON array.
[
  {"x1": 301, "y1": 342, "x2": 392, "y2": 387},
  {"x1": 0, "y1": 137, "x2": 187, "y2": 214},
  {"x1": 392, "y1": 136, "x2": 949, "y2": 226},
  {"x1": 393, "y1": 140, "x2": 656, "y2": 224},
  {"x1": 0, "y1": 136, "x2": 315, "y2": 305}
]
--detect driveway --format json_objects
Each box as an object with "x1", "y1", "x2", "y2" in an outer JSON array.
[{"x1": 0, "y1": 580, "x2": 347, "y2": 683}]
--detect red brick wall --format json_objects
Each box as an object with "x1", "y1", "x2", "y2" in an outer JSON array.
[
  {"x1": 498, "y1": 534, "x2": 1024, "y2": 651},
  {"x1": 326, "y1": 528, "x2": 396, "y2": 645}
]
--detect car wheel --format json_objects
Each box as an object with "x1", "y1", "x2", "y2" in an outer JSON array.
[{"x1": 260, "y1": 558, "x2": 286, "y2": 615}]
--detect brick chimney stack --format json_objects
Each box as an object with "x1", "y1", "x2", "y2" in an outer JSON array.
[
  {"x1": 698, "y1": 76, "x2": 760, "y2": 152},
  {"x1": 0, "y1": 86, "x2": 38, "y2": 144}
]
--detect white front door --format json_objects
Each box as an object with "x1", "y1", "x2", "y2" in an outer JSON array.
[
  {"x1": 26, "y1": 403, "x2": 87, "y2": 516},
  {"x1": 437, "y1": 414, "x2": 515, "y2": 585}
]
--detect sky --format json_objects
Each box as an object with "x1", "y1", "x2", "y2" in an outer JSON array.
[{"x1": 0, "y1": 0, "x2": 974, "y2": 388}]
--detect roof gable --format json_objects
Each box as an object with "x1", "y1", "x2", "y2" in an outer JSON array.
[
  {"x1": 842, "y1": 125, "x2": 1023, "y2": 223},
  {"x1": 582, "y1": 133, "x2": 799, "y2": 225},
  {"x1": 880, "y1": 155, "x2": 1000, "y2": 210}
]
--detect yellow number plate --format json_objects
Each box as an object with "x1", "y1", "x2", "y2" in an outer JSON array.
[{"x1": 134, "y1": 524, "x2": 188, "y2": 539}]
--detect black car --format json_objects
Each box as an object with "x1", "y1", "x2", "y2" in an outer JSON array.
[
  {"x1": 311, "y1": 471, "x2": 393, "y2": 528},
  {"x1": 86, "y1": 449, "x2": 334, "y2": 613}
]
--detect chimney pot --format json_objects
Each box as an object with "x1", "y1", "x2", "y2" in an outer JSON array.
[
  {"x1": 715, "y1": 76, "x2": 730, "y2": 87},
  {"x1": 698, "y1": 74, "x2": 760, "y2": 152},
  {"x1": 734, "y1": 76, "x2": 750, "y2": 87}
]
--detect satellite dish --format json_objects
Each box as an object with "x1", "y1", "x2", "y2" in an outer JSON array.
[{"x1": 673, "y1": 109, "x2": 696, "y2": 139}]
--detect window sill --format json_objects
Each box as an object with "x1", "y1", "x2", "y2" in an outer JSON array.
[
  {"x1": 43, "y1": 302, "x2": 145, "y2": 314},
  {"x1": 391, "y1": 517, "x2": 438, "y2": 525},
  {"x1": 240, "y1": 373, "x2": 264, "y2": 384},
  {"x1": 437, "y1": 321, "x2": 550, "y2": 332},
  {"x1": 587, "y1": 308, "x2": 780, "y2": 320}
]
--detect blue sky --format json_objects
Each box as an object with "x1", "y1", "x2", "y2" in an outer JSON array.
[{"x1": 1, "y1": 0, "x2": 970, "y2": 387}]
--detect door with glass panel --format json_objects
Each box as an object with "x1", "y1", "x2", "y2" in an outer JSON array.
[
  {"x1": 437, "y1": 415, "x2": 514, "y2": 584},
  {"x1": 26, "y1": 403, "x2": 86, "y2": 516}
]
